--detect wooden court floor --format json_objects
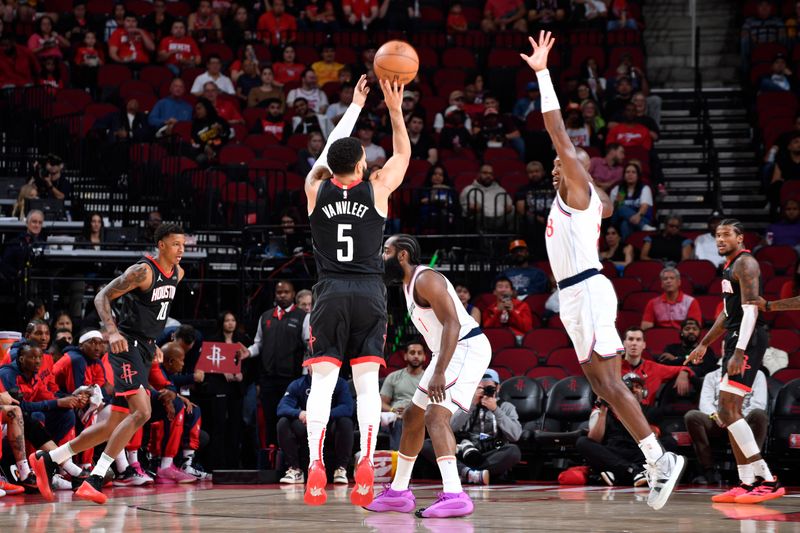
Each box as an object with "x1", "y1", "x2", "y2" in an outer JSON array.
[{"x1": 1, "y1": 482, "x2": 798, "y2": 532}]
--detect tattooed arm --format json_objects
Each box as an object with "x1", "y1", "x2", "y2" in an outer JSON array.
[
  {"x1": 728, "y1": 255, "x2": 761, "y2": 376},
  {"x1": 94, "y1": 263, "x2": 152, "y2": 353},
  {"x1": 1, "y1": 405, "x2": 26, "y2": 464}
]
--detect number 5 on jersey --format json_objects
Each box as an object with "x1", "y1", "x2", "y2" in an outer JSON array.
[{"x1": 337, "y1": 223, "x2": 353, "y2": 262}]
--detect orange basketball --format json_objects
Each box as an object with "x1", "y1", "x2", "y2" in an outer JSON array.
[{"x1": 374, "y1": 40, "x2": 419, "y2": 85}]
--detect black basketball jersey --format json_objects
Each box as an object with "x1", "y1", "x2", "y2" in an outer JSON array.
[
  {"x1": 115, "y1": 255, "x2": 179, "y2": 341},
  {"x1": 721, "y1": 250, "x2": 764, "y2": 330},
  {"x1": 309, "y1": 178, "x2": 386, "y2": 277}
]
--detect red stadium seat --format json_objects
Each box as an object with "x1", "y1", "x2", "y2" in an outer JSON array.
[
  {"x1": 546, "y1": 348, "x2": 582, "y2": 376},
  {"x1": 98, "y1": 64, "x2": 132, "y2": 88},
  {"x1": 780, "y1": 180, "x2": 800, "y2": 205},
  {"x1": 611, "y1": 277, "x2": 643, "y2": 301},
  {"x1": 490, "y1": 159, "x2": 526, "y2": 176},
  {"x1": 171, "y1": 121, "x2": 193, "y2": 143},
  {"x1": 483, "y1": 147, "x2": 519, "y2": 162},
  {"x1": 644, "y1": 328, "x2": 680, "y2": 355},
  {"x1": 140, "y1": 65, "x2": 174, "y2": 90},
  {"x1": 707, "y1": 278, "x2": 723, "y2": 295},
  {"x1": 493, "y1": 348, "x2": 538, "y2": 376},
  {"x1": 755, "y1": 246, "x2": 798, "y2": 275},
  {"x1": 432, "y1": 68, "x2": 467, "y2": 92},
  {"x1": 474, "y1": 292, "x2": 495, "y2": 312},
  {"x1": 483, "y1": 328, "x2": 517, "y2": 351},
  {"x1": 616, "y1": 310, "x2": 642, "y2": 332},
  {"x1": 164, "y1": 1, "x2": 191, "y2": 17},
  {"x1": 526, "y1": 366, "x2": 568, "y2": 385},
  {"x1": 56, "y1": 88, "x2": 93, "y2": 111},
  {"x1": 773, "y1": 310, "x2": 800, "y2": 329},
  {"x1": 609, "y1": 47, "x2": 645, "y2": 69},
  {"x1": 443, "y1": 158, "x2": 479, "y2": 177},
  {"x1": 622, "y1": 291, "x2": 659, "y2": 312},
  {"x1": 770, "y1": 329, "x2": 800, "y2": 353},
  {"x1": 442, "y1": 48, "x2": 477, "y2": 69},
  {"x1": 751, "y1": 42, "x2": 787, "y2": 64},
  {"x1": 522, "y1": 329, "x2": 571, "y2": 356},
  {"x1": 415, "y1": 46, "x2": 439, "y2": 68},
  {"x1": 86, "y1": 0, "x2": 113, "y2": 15},
  {"x1": 570, "y1": 45, "x2": 605, "y2": 70},
  {"x1": 250, "y1": 158, "x2": 288, "y2": 171},
  {"x1": 788, "y1": 351, "x2": 800, "y2": 368},
  {"x1": 695, "y1": 295, "x2": 722, "y2": 325},
  {"x1": 261, "y1": 145, "x2": 298, "y2": 167},
  {"x1": 243, "y1": 133, "x2": 279, "y2": 153},
  {"x1": 219, "y1": 144, "x2": 255, "y2": 166},
  {"x1": 84, "y1": 102, "x2": 119, "y2": 119},
  {"x1": 624, "y1": 231, "x2": 655, "y2": 253},
  {"x1": 120, "y1": 79, "x2": 154, "y2": 101},
  {"x1": 386, "y1": 350, "x2": 405, "y2": 368},
  {"x1": 677, "y1": 260, "x2": 719, "y2": 290},
  {"x1": 624, "y1": 261, "x2": 664, "y2": 284},
  {"x1": 601, "y1": 260, "x2": 618, "y2": 279},
  {"x1": 522, "y1": 294, "x2": 550, "y2": 318},
  {"x1": 334, "y1": 46, "x2": 357, "y2": 65},
  {"x1": 487, "y1": 48, "x2": 524, "y2": 68},
  {"x1": 772, "y1": 368, "x2": 800, "y2": 383},
  {"x1": 525, "y1": 112, "x2": 545, "y2": 132}
]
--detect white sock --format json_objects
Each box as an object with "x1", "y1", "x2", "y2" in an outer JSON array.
[
  {"x1": 91, "y1": 453, "x2": 114, "y2": 478},
  {"x1": 182, "y1": 449, "x2": 195, "y2": 460},
  {"x1": 49, "y1": 442, "x2": 75, "y2": 465},
  {"x1": 727, "y1": 419, "x2": 762, "y2": 458},
  {"x1": 738, "y1": 463, "x2": 755, "y2": 485},
  {"x1": 115, "y1": 452, "x2": 130, "y2": 472},
  {"x1": 16, "y1": 460, "x2": 31, "y2": 480},
  {"x1": 62, "y1": 459, "x2": 83, "y2": 477},
  {"x1": 160, "y1": 457, "x2": 173, "y2": 469},
  {"x1": 353, "y1": 362, "x2": 381, "y2": 463},
  {"x1": 637, "y1": 433, "x2": 664, "y2": 465},
  {"x1": 126, "y1": 450, "x2": 138, "y2": 465},
  {"x1": 750, "y1": 459, "x2": 774, "y2": 482},
  {"x1": 306, "y1": 362, "x2": 340, "y2": 464},
  {"x1": 437, "y1": 455, "x2": 462, "y2": 493},
  {"x1": 390, "y1": 453, "x2": 417, "y2": 491}
]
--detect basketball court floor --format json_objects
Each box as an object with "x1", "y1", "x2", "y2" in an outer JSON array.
[{"x1": 1, "y1": 482, "x2": 798, "y2": 532}]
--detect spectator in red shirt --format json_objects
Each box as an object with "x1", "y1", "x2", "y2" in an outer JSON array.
[
  {"x1": 343, "y1": 0, "x2": 379, "y2": 29},
  {"x1": 482, "y1": 276, "x2": 534, "y2": 336},
  {"x1": 74, "y1": 31, "x2": 104, "y2": 67},
  {"x1": 619, "y1": 327, "x2": 693, "y2": 405},
  {"x1": 447, "y1": 3, "x2": 469, "y2": 33},
  {"x1": 108, "y1": 12, "x2": 155, "y2": 64},
  {"x1": 251, "y1": 98, "x2": 289, "y2": 141},
  {"x1": 273, "y1": 44, "x2": 304, "y2": 85},
  {"x1": 0, "y1": 23, "x2": 40, "y2": 87},
  {"x1": 481, "y1": 0, "x2": 527, "y2": 32},
  {"x1": 157, "y1": 20, "x2": 201, "y2": 75},
  {"x1": 257, "y1": 0, "x2": 297, "y2": 46},
  {"x1": 606, "y1": 102, "x2": 652, "y2": 151},
  {"x1": 188, "y1": 0, "x2": 222, "y2": 43},
  {"x1": 203, "y1": 81, "x2": 244, "y2": 126},
  {"x1": 27, "y1": 15, "x2": 70, "y2": 60},
  {"x1": 641, "y1": 267, "x2": 702, "y2": 330}
]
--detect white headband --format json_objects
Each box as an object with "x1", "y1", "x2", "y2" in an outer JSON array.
[{"x1": 79, "y1": 330, "x2": 104, "y2": 344}]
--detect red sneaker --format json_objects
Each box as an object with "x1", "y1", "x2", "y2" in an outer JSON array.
[
  {"x1": 711, "y1": 484, "x2": 753, "y2": 503},
  {"x1": 735, "y1": 479, "x2": 786, "y2": 504},
  {"x1": 0, "y1": 478, "x2": 24, "y2": 496},
  {"x1": 350, "y1": 457, "x2": 374, "y2": 506},
  {"x1": 29, "y1": 450, "x2": 56, "y2": 501},
  {"x1": 304, "y1": 460, "x2": 327, "y2": 506},
  {"x1": 75, "y1": 475, "x2": 107, "y2": 505}
]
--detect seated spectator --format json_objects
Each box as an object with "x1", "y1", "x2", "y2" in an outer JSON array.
[
  {"x1": 0, "y1": 24, "x2": 40, "y2": 87},
  {"x1": 604, "y1": 76, "x2": 634, "y2": 121},
  {"x1": 289, "y1": 97, "x2": 331, "y2": 138},
  {"x1": 39, "y1": 57, "x2": 64, "y2": 91},
  {"x1": 188, "y1": 0, "x2": 222, "y2": 43},
  {"x1": 512, "y1": 82, "x2": 540, "y2": 121},
  {"x1": 407, "y1": 113, "x2": 437, "y2": 165},
  {"x1": 599, "y1": 224, "x2": 634, "y2": 269},
  {"x1": 421, "y1": 369, "x2": 521, "y2": 485},
  {"x1": 770, "y1": 133, "x2": 800, "y2": 209},
  {"x1": 142, "y1": 0, "x2": 175, "y2": 42},
  {"x1": 447, "y1": 2, "x2": 469, "y2": 33},
  {"x1": 606, "y1": 0, "x2": 638, "y2": 30},
  {"x1": 684, "y1": 367, "x2": 768, "y2": 484},
  {"x1": 287, "y1": 69, "x2": 329, "y2": 114},
  {"x1": 1, "y1": 206, "x2": 43, "y2": 284},
  {"x1": 191, "y1": 54, "x2": 235, "y2": 95},
  {"x1": 418, "y1": 164, "x2": 457, "y2": 231},
  {"x1": 380, "y1": 340, "x2": 426, "y2": 450},
  {"x1": 590, "y1": 143, "x2": 625, "y2": 192},
  {"x1": 223, "y1": 6, "x2": 253, "y2": 51},
  {"x1": 576, "y1": 373, "x2": 669, "y2": 487},
  {"x1": 657, "y1": 318, "x2": 718, "y2": 385},
  {"x1": 609, "y1": 163, "x2": 654, "y2": 238},
  {"x1": 439, "y1": 108, "x2": 473, "y2": 152},
  {"x1": 641, "y1": 267, "x2": 702, "y2": 330},
  {"x1": 356, "y1": 119, "x2": 386, "y2": 167},
  {"x1": 104, "y1": 3, "x2": 126, "y2": 41},
  {"x1": 582, "y1": 100, "x2": 606, "y2": 145},
  {"x1": 108, "y1": 12, "x2": 154, "y2": 64},
  {"x1": 434, "y1": 90, "x2": 473, "y2": 134},
  {"x1": 631, "y1": 92, "x2": 659, "y2": 143},
  {"x1": 73, "y1": 31, "x2": 104, "y2": 88},
  {"x1": 580, "y1": 57, "x2": 606, "y2": 103},
  {"x1": 342, "y1": 0, "x2": 378, "y2": 29},
  {"x1": 79, "y1": 211, "x2": 104, "y2": 248},
  {"x1": 295, "y1": 131, "x2": 325, "y2": 176},
  {"x1": 473, "y1": 107, "x2": 524, "y2": 158},
  {"x1": 34, "y1": 154, "x2": 73, "y2": 208},
  {"x1": 606, "y1": 103, "x2": 652, "y2": 151},
  {"x1": 203, "y1": 81, "x2": 243, "y2": 125},
  {"x1": 324, "y1": 83, "x2": 354, "y2": 125},
  {"x1": 149, "y1": 78, "x2": 193, "y2": 136},
  {"x1": 503, "y1": 239, "x2": 548, "y2": 297},
  {"x1": 455, "y1": 282, "x2": 482, "y2": 324},
  {"x1": 641, "y1": 215, "x2": 693, "y2": 263},
  {"x1": 564, "y1": 103, "x2": 592, "y2": 148},
  {"x1": 620, "y1": 327, "x2": 693, "y2": 404},
  {"x1": 11, "y1": 183, "x2": 38, "y2": 221},
  {"x1": 482, "y1": 276, "x2": 534, "y2": 336},
  {"x1": 27, "y1": 15, "x2": 69, "y2": 60},
  {"x1": 257, "y1": 0, "x2": 297, "y2": 46},
  {"x1": 759, "y1": 53, "x2": 793, "y2": 92},
  {"x1": 276, "y1": 369, "x2": 353, "y2": 484},
  {"x1": 766, "y1": 199, "x2": 800, "y2": 247},
  {"x1": 157, "y1": 20, "x2": 200, "y2": 76},
  {"x1": 527, "y1": 0, "x2": 566, "y2": 28},
  {"x1": 740, "y1": 0, "x2": 786, "y2": 70},
  {"x1": 482, "y1": 0, "x2": 527, "y2": 32},
  {"x1": 59, "y1": 2, "x2": 94, "y2": 47},
  {"x1": 516, "y1": 161, "x2": 554, "y2": 257},
  {"x1": 247, "y1": 66, "x2": 285, "y2": 109},
  {"x1": 108, "y1": 98, "x2": 150, "y2": 143},
  {"x1": 693, "y1": 213, "x2": 724, "y2": 268},
  {"x1": 311, "y1": 43, "x2": 343, "y2": 86},
  {"x1": 252, "y1": 98, "x2": 289, "y2": 141},
  {"x1": 273, "y1": 45, "x2": 304, "y2": 85},
  {"x1": 191, "y1": 98, "x2": 231, "y2": 165},
  {"x1": 460, "y1": 164, "x2": 513, "y2": 231},
  {"x1": 299, "y1": 0, "x2": 338, "y2": 32}
]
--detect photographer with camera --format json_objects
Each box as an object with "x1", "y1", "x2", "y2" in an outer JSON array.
[
  {"x1": 421, "y1": 369, "x2": 522, "y2": 485},
  {"x1": 33, "y1": 154, "x2": 73, "y2": 203}
]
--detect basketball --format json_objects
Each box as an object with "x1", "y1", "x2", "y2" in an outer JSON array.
[{"x1": 374, "y1": 40, "x2": 419, "y2": 85}]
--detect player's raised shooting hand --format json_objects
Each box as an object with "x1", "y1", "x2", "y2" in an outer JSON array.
[
  {"x1": 380, "y1": 78, "x2": 404, "y2": 113},
  {"x1": 353, "y1": 74, "x2": 370, "y2": 107},
  {"x1": 520, "y1": 30, "x2": 555, "y2": 73}
]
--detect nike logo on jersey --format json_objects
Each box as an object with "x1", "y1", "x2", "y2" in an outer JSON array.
[
  {"x1": 320, "y1": 201, "x2": 369, "y2": 219},
  {"x1": 309, "y1": 487, "x2": 324, "y2": 497},
  {"x1": 355, "y1": 484, "x2": 370, "y2": 495}
]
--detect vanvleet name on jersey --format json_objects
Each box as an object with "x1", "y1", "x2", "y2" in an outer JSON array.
[{"x1": 320, "y1": 201, "x2": 370, "y2": 220}]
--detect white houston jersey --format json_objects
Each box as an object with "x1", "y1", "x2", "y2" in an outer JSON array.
[
  {"x1": 403, "y1": 266, "x2": 479, "y2": 355},
  {"x1": 545, "y1": 185, "x2": 604, "y2": 283}
]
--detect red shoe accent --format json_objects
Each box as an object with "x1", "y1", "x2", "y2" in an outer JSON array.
[
  {"x1": 350, "y1": 458, "x2": 374, "y2": 506},
  {"x1": 304, "y1": 461, "x2": 327, "y2": 506},
  {"x1": 735, "y1": 480, "x2": 786, "y2": 504},
  {"x1": 29, "y1": 451, "x2": 54, "y2": 502},
  {"x1": 76, "y1": 481, "x2": 107, "y2": 505},
  {"x1": 0, "y1": 480, "x2": 24, "y2": 495}
]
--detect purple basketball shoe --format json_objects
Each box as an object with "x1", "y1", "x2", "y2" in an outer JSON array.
[
  {"x1": 364, "y1": 485, "x2": 416, "y2": 513},
  {"x1": 415, "y1": 492, "x2": 474, "y2": 518}
]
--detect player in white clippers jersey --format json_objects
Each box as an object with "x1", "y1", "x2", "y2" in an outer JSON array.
[
  {"x1": 365, "y1": 234, "x2": 491, "y2": 519},
  {"x1": 521, "y1": 31, "x2": 685, "y2": 510}
]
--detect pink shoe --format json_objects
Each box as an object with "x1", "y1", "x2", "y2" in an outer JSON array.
[
  {"x1": 130, "y1": 462, "x2": 154, "y2": 485},
  {"x1": 711, "y1": 484, "x2": 752, "y2": 503},
  {"x1": 364, "y1": 485, "x2": 416, "y2": 513},
  {"x1": 156, "y1": 464, "x2": 197, "y2": 484},
  {"x1": 415, "y1": 492, "x2": 474, "y2": 518}
]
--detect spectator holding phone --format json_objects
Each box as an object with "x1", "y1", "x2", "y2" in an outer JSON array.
[{"x1": 482, "y1": 277, "x2": 534, "y2": 336}]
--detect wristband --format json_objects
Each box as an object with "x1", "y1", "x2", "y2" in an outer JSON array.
[
  {"x1": 535, "y1": 69, "x2": 560, "y2": 114},
  {"x1": 766, "y1": 300, "x2": 771, "y2": 312}
]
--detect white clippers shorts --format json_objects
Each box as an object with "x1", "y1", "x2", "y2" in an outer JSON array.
[
  {"x1": 559, "y1": 274, "x2": 624, "y2": 365},
  {"x1": 412, "y1": 333, "x2": 492, "y2": 414}
]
